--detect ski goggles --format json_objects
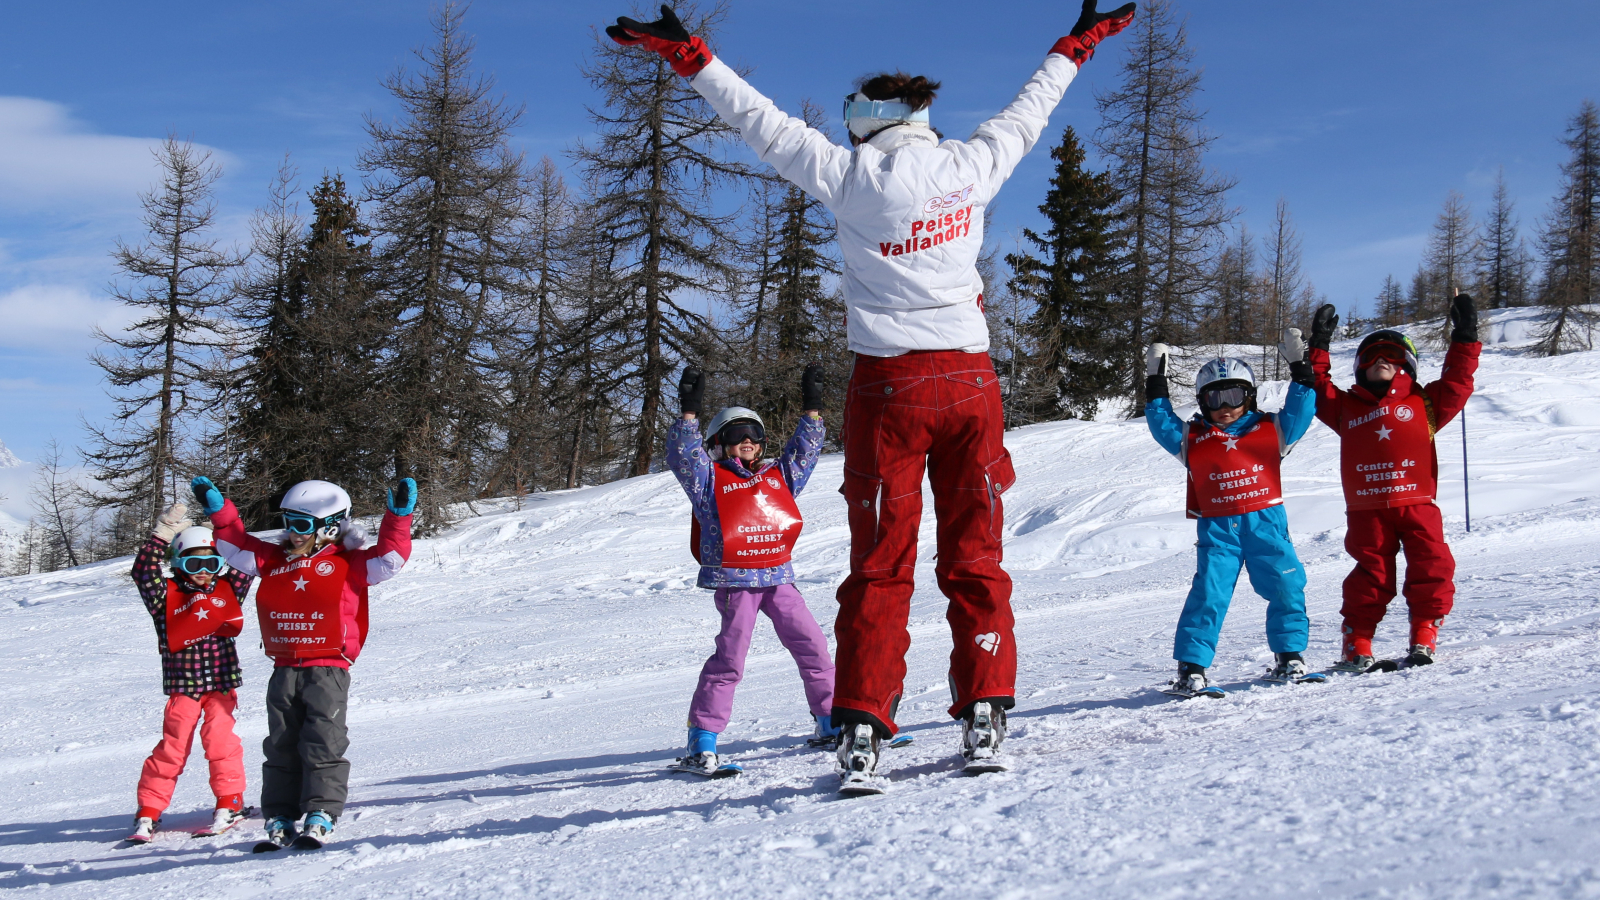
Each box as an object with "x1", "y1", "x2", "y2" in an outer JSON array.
[
  {"x1": 842, "y1": 96, "x2": 930, "y2": 129},
  {"x1": 1198, "y1": 385, "x2": 1251, "y2": 411},
  {"x1": 717, "y1": 422, "x2": 765, "y2": 447},
  {"x1": 1357, "y1": 343, "x2": 1410, "y2": 370},
  {"x1": 176, "y1": 554, "x2": 225, "y2": 575},
  {"x1": 282, "y1": 510, "x2": 346, "y2": 535}
]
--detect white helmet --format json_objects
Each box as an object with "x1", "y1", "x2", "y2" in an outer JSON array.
[
  {"x1": 172, "y1": 526, "x2": 217, "y2": 557},
  {"x1": 1194, "y1": 357, "x2": 1256, "y2": 393},
  {"x1": 281, "y1": 480, "x2": 352, "y2": 519},
  {"x1": 842, "y1": 93, "x2": 931, "y2": 140},
  {"x1": 702, "y1": 407, "x2": 766, "y2": 459},
  {"x1": 280, "y1": 480, "x2": 352, "y2": 539}
]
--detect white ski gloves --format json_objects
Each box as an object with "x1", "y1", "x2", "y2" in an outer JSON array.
[
  {"x1": 338, "y1": 519, "x2": 369, "y2": 551},
  {"x1": 1146, "y1": 343, "x2": 1171, "y2": 377},
  {"x1": 1277, "y1": 327, "x2": 1307, "y2": 365},
  {"x1": 153, "y1": 503, "x2": 192, "y2": 542}
]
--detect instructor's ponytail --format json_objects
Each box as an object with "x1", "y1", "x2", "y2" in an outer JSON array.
[{"x1": 857, "y1": 72, "x2": 941, "y2": 111}]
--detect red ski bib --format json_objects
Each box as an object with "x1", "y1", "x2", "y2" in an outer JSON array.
[
  {"x1": 164, "y1": 579, "x2": 243, "y2": 652},
  {"x1": 255, "y1": 552, "x2": 347, "y2": 661},
  {"x1": 691, "y1": 464, "x2": 803, "y2": 569},
  {"x1": 1184, "y1": 417, "x2": 1284, "y2": 518},
  {"x1": 1338, "y1": 391, "x2": 1437, "y2": 511}
]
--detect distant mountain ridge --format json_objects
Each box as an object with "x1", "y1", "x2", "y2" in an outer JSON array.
[{"x1": 0, "y1": 439, "x2": 20, "y2": 469}]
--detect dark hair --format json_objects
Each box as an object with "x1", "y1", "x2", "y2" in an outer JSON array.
[{"x1": 857, "y1": 72, "x2": 941, "y2": 111}]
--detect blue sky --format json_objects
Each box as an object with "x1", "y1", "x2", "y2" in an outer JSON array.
[{"x1": 0, "y1": 0, "x2": 1595, "y2": 501}]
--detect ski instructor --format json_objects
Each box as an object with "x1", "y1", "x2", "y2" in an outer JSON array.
[{"x1": 608, "y1": 1, "x2": 1135, "y2": 789}]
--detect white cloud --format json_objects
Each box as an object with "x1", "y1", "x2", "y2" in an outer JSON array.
[
  {"x1": 0, "y1": 97, "x2": 227, "y2": 210},
  {"x1": 0, "y1": 283, "x2": 137, "y2": 351}
]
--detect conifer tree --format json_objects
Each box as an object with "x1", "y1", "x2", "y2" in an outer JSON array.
[
  {"x1": 84, "y1": 137, "x2": 243, "y2": 540},
  {"x1": 1421, "y1": 191, "x2": 1478, "y2": 342},
  {"x1": 574, "y1": 0, "x2": 760, "y2": 476},
  {"x1": 1477, "y1": 170, "x2": 1532, "y2": 309},
  {"x1": 1199, "y1": 225, "x2": 1259, "y2": 345},
  {"x1": 1094, "y1": 0, "x2": 1235, "y2": 411},
  {"x1": 360, "y1": 2, "x2": 534, "y2": 526},
  {"x1": 1004, "y1": 127, "x2": 1123, "y2": 421},
  {"x1": 1537, "y1": 100, "x2": 1600, "y2": 354},
  {"x1": 1375, "y1": 274, "x2": 1407, "y2": 328}
]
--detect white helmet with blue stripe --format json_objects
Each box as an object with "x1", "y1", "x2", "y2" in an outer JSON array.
[{"x1": 1194, "y1": 357, "x2": 1256, "y2": 393}]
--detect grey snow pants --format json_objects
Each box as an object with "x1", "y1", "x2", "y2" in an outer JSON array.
[{"x1": 262, "y1": 665, "x2": 351, "y2": 820}]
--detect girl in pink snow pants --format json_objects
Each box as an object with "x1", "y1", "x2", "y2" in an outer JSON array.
[{"x1": 664, "y1": 364, "x2": 836, "y2": 772}]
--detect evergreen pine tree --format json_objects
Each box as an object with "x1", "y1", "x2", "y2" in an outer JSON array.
[
  {"x1": 1004, "y1": 127, "x2": 1123, "y2": 421},
  {"x1": 1477, "y1": 169, "x2": 1532, "y2": 309},
  {"x1": 1536, "y1": 100, "x2": 1600, "y2": 354}
]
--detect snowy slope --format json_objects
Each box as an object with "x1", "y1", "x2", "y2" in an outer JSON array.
[{"x1": 3, "y1": 308, "x2": 1599, "y2": 898}]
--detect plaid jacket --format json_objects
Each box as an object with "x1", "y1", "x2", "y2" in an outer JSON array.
[{"x1": 132, "y1": 535, "x2": 255, "y2": 697}]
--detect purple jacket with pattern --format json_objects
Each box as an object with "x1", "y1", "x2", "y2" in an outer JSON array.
[{"x1": 666, "y1": 415, "x2": 825, "y2": 589}]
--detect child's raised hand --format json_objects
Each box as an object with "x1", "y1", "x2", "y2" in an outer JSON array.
[
  {"x1": 153, "y1": 503, "x2": 192, "y2": 542},
  {"x1": 801, "y1": 363, "x2": 824, "y2": 412},
  {"x1": 1277, "y1": 327, "x2": 1307, "y2": 364},
  {"x1": 1145, "y1": 343, "x2": 1170, "y2": 377},
  {"x1": 190, "y1": 477, "x2": 225, "y2": 515},
  {"x1": 679, "y1": 366, "x2": 705, "y2": 417},
  {"x1": 1310, "y1": 304, "x2": 1339, "y2": 350},
  {"x1": 1449, "y1": 292, "x2": 1478, "y2": 343}
]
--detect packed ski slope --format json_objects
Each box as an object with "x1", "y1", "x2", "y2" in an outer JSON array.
[{"x1": 3, "y1": 308, "x2": 1599, "y2": 898}]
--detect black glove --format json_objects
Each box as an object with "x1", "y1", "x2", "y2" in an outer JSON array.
[
  {"x1": 678, "y1": 366, "x2": 705, "y2": 417},
  {"x1": 1071, "y1": 0, "x2": 1138, "y2": 38},
  {"x1": 1309, "y1": 304, "x2": 1340, "y2": 351},
  {"x1": 801, "y1": 363, "x2": 824, "y2": 411},
  {"x1": 607, "y1": 4, "x2": 690, "y2": 44},
  {"x1": 1449, "y1": 292, "x2": 1478, "y2": 344},
  {"x1": 1143, "y1": 343, "x2": 1169, "y2": 401},
  {"x1": 1289, "y1": 360, "x2": 1316, "y2": 388}
]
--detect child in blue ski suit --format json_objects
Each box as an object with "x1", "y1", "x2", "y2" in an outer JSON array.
[
  {"x1": 1144, "y1": 332, "x2": 1318, "y2": 695},
  {"x1": 664, "y1": 363, "x2": 837, "y2": 774}
]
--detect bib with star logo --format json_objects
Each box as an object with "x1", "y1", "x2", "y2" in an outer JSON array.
[
  {"x1": 256, "y1": 552, "x2": 348, "y2": 661},
  {"x1": 1184, "y1": 417, "x2": 1284, "y2": 518},
  {"x1": 690, "y1": 464, "x2": 804, "y2": 568},
  {"x1": 1337, "y1": 390, "x2": 1437, "y2": 511},
  {"x1": 164, "y1": 579, "x2": 244, "y2": 652}
]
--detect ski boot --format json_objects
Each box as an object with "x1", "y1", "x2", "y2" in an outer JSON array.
[
  {"x1": 1407, "y1": 617, "x2": 1441, "y2": 667},
  {"x1": 253, "y1": 815, "x2": 297, "y2": 853},
  {"x1": 1264, "y1": 651, "x2": 1325, "y2": 684},
  {"x1": 1165, "y1": 662, "x2": 1225, "y2": 698},
  {"x1": 196, "y1": 794, "x2": 248, "y2": 837},
  {"x1": 961, "y1": 700, "x2": 1008, "y2": 774},
  {"x1": 125, "y1": 812, "x2": 159, "y2": 844},
  {"x1": 806, "y1": 713, "x2": 843, "y2": 750},
  {"x1": 1332, "y1": 626, "x2": 1376, "y2": 673},
  {"x1": 837, "y1": 723, "x2": 884, "y2": 796},
  {"x1": 293, "y1": 811, "x2": 335, "y2": 849},
  {"x1": 672, "y1": 726, "x2": 721, "y2": 774}
]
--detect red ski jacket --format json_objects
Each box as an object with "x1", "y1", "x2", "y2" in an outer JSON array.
[
  {"x1": 1310, "y1": 341, "x2": 1480, "y2": 511},
  {"x1": 210, "y1": 499, "x2": 411, "y2": 668}
]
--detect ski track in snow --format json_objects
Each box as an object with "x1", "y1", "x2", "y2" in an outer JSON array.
[{"x1": 3, "y1": 309, "x2": 1599, "y2": 898}]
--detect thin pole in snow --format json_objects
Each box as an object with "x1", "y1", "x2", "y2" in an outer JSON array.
[{"x1": 1461, "y1": 410, "x2": 1471, "y2": 533}]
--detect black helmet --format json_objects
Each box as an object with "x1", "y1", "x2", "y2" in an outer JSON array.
[{"x1": 1355, "y1": 330, "x2": 1419, "y2": 380}]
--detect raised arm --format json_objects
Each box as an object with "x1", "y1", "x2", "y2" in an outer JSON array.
[
  {"x1": 1274, "y1": 327, "x2": 1318, "y2": 446},
  {"x1": 194, "y1": 476, "x2": 277, "y2": 578},
  {"x1": 1307, "y1": 305, "x2": 1347, "y2": 431},
  {"x1": 1425, "y1": 293, "x2": 1481, "y2": 429},
  {"x1": 1142, "y1": 344, "x2": 1186, "y2": 457}
]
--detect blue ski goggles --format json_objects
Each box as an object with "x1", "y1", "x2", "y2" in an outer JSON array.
[
  {"x1": 842, "y1": 96, "x2": 930, "y2": 128},
  {"x1": 282, "y1": 510, "x2": 346, "y2": 535},
  {"x1": 176, "y1": 554, "x2": 225, "y2": 575}
]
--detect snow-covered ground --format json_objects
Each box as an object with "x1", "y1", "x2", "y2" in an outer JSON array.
[{"x1": 3, "y1": 308, "x2": 1598, "y2": 898}]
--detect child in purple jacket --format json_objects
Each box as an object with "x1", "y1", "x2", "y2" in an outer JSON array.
[{"x1": 665, "y1": 364, "x2": 837, "y2": 774}]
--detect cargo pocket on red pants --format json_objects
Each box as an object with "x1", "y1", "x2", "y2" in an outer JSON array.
[
  {"x1": 840, "y1": 469, "x2": 883, "y2": 562},
  {"x1": 983, "y1": 450, "x2": 1016, "y2": 541}
]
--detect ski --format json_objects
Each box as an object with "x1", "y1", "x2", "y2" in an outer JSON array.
[
  {"x1": 1163, "y1": 683, "x2": 1226, "y2": 700},
  {"x1": 121, "y1": 833, "x2": 153, "y2": 846},
  {"x1": 1261, "y1": 671, "x2": 1328, "y2": 686},
  {"x1": 193, "y1": 807, "x2": 254, "y2": 838},
  {"x1": 122, "y1": 818, "x2": 158, "y2": 845},
  {"x1": 838, "y1": 776, "x2": 887, "y2": 797},
  {"x1": 290, "y1": 833, "x2": 327, "y2": 850},
  {"x1": 252, "y1": 839, "x2": 289, "y2": 853},
  {"x1": 962, "y1": 759, "x2": 1009, "y2": 775},
  {"x1": 669, "y1": 759, "x2": 743, "y2": 779}
]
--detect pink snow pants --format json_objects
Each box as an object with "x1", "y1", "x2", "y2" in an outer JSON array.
[
  {"x1": 687, "y1": 584, "x2": 835, "y2": 733},
  {"x1": 136, "y1": 691, "x2": 246, "y2": 816}
]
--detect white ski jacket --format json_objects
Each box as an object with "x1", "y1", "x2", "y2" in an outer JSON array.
[{"x1": 690, "y1": 53, "x2": 1081, "y2": 357}]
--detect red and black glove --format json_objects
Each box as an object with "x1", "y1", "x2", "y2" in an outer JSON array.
[
  {"x1": 606, "y1": 5, "x2": 712, "y2": 78},
  {"x1": 1050, "y1": 0, "x2": 1137, "y2": 66}
]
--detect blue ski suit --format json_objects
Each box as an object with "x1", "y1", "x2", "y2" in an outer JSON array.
[{"x1": 1146, "y1": 384, "x2": 1316, "y2": 668}]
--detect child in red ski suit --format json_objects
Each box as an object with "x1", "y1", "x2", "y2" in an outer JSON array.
[
  {"x1": 128, "y1": 503, "x2": 253, "y2": 841},
  {"x1": 663, "y1": 365, "x2": 836, "y2": 774},
  {"x1": 1308, "y1": 295, "x2": 1481, "y2": 669},
  {"x1": 192, "y1": 474, "x2": 413, "y2": 848}
]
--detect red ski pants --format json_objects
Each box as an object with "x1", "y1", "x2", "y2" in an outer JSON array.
[
  {"x1": 136, "y1": 691, "x2": 246, "y2": 816},
  {"x1": 834, "y1": 350, "x2": 1016, "y2": 735},
  {"x1": 1341, "y1": 504, "x2": 1456, "y2": 632}
]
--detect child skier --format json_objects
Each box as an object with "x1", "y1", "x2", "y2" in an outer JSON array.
[
  {"x1": 127, "y1": 503, "x2": 254, "y2": 842},
  {"x1": 1144, "y1": 332, "x2": 1320, "y2": 697},
  {"x1": 1308, "y1": 295, "x2": 1480, "y2": 670},
  {"x1": 664, "y1": 363, "x2": 837, "y2": 775},
  {"x1": 190, "y1": 474, "x2": 414, "y2": 849}
]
